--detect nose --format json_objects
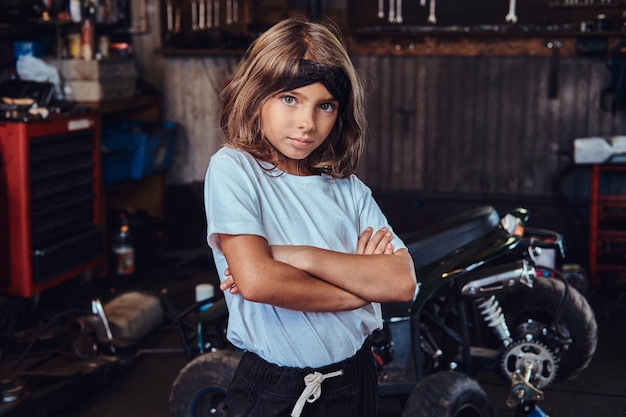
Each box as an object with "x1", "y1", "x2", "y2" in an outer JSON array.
[{"x1": 296, "y1": 107, "x2": 315, "y2": 131}]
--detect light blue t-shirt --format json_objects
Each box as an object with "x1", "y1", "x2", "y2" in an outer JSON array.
[{"x1": 204, "y1": 147, "x2": 406, "y2": 368}]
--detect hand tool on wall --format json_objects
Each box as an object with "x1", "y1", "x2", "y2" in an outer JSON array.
[
  {"x1": 505, "y1": 0, "x2": 518, "y2": 23},
  {"x1": 199, "y1": 0, "x2": 205, "y2": 29},
  {"x1": 600, "y1": 40, "x2": 626, "y2": 113},
  {"x1": 428, "y1": 0, "x2": 436, "y2": 23},
  {"x1": 226, "y1": 0, "x2": 232, "y2": 24},
  {"x1": 233, "y1": 0, "x2": 238, "y2": 23},
  {"x1": 166, "y1": 0, "x2": 173, "y2": 32},
  {"x1": 396, "y1": 0, "x2": 403, "y2": 23},
  {"x1": 547, "y1": 40, "x2": 562, "y2": 99},
  {"x1": 378, "y1": 0, "x2": 384, "y2": 18},
  {"x1": 388, "y1": 0, "x2": 396, "y2": 23}
]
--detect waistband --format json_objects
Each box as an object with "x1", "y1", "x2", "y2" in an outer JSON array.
[{"x1": 238, "y1": 338, "x2": 373, "y2": 396}]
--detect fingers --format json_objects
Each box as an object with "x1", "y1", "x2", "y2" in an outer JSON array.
[
  {"x1": 356, "y1": 227, "x2": 374, "y2": 254},
  {"x1": 384, "y1": 242, "x2": 394, "y2": 254},
  {"x1": 368, "y1": 228, "x2": 392, "y2": 254},
  {"x1": 219, "y1": 268, "x2": 239, "y2": 294},
  {"x1": 219, "y1": 276, "x2": 235, "y2": 290},
  {"x1": 359, "y1": 226, "x2": 394, "y2": 255}
]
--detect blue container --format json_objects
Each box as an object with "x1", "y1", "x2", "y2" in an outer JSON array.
[
  {"x1": 13, "y1": 41, "x2": 45, "y2": 59},
  {"x1": 102, "y1": 121, "x2": 178, "y2": 186}
]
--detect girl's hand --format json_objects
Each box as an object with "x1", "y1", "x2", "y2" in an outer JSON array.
[
  {"x1": 220, "y1": 268, "x2": 239, "y2": 294},
  {"x1": 356, "y1": 227, "x2": 394, "y2": 255}
]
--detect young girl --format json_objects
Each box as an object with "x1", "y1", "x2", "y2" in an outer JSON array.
[{"x1": 204, "y1": 16, "x2": 417, "y2": 417}]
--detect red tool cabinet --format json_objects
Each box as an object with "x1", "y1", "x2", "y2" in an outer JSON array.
[
  {"x1": 0, "y1": 113, "x2": 104, "y2": 298},
  {"x1": 588, "y1": 164, "x2": 626, "y2": 288}
]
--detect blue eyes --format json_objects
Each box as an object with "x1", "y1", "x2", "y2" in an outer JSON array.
[
  {"x1": 282, "y1": 95, "x2": 296, "y2": 105},
  {"x1": 280, "y1": 95, "x2": 336, "y2": 113}
]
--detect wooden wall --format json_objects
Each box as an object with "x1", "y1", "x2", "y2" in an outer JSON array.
[
  {"x1": 353, "y1": 54, "x2": 624, "y2": 198},
  {"x1": 155, "y1": 53, "x2": 624, "y2": 202},
  {"x1": 128, "y1": 1, "x2": 626, "y2": 201}
]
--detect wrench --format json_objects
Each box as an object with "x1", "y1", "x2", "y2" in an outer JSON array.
[
  {"x1": 396, "y1": 0, "x2": 403, "y2": 23},
  {"x1": 378, "y1": 0, "x2": 384, "y2": 18},
  {"x1": 505, "y1": 0, "x2": 518, "y2": 24},
  {"x1": 428, "y1": 0, "x2": 436, "y2": 24},
  {"x1": 199, "y1": 0, "x2": 205, "y2": 30},
  {"x1": 166, "y1": 0, "x2": 173, "y2": 32},
  {"x1": 547, "y1": 40, "x2": 562, "y2": 99}
]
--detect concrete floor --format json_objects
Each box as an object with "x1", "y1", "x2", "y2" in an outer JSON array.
[{"x1": 40, "y1": 259, "x2": 626, "y2": 417}]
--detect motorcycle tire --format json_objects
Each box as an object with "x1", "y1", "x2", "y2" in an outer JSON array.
[
  {"x1": 401, "y1": 371, "x2": 494, "y2": 417},
  {"x1": 169, "y1": 349, "x2": 242, "y2": 417},
  {"x1": 501, "y1": 276, "x2": 597, "y2": 382}
]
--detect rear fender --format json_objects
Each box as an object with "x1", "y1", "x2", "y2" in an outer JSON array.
[{"x1": 411, "y1": 228, "x2": 521, "y2": 313}]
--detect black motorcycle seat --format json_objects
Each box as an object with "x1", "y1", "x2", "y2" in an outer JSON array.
[{"x1": 401, "y1": 206, "x2": 500, "y2": 271}]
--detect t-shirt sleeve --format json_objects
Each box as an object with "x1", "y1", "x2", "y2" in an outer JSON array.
[
  {"x1": 204, "y1": 150, "x2": 267, "y2": 254},
  {"x1": 353, "y1": 177, "x2": 407, "y2": 252}
]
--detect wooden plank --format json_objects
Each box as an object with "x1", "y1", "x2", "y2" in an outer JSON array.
[
  {"x1": 414, "y1": 57, "x2": 426, "y2": 190},
  {"x1": 422, "y1": 57, "x2": 440, "y2": 193},
  {"x1": 378, "y1": 56, "x2": 393, "y2": 189},
  {"x1": 401, "y1": 57, "x2": 418, "y2": 190},
  {"x1": 391, "y1": 56, "x2": 405, "y2": 188}
]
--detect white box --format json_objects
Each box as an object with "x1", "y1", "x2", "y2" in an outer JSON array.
[
  {"x1": 46, "y1": 58, "x2": 137, "y2": 80},
  {"x1": 63, "y1": 78, "x2": 136, "y2": 102}
]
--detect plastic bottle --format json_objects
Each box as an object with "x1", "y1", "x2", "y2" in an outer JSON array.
[
  {"x1": 195, "y1": 283, "x2": 215, "y2": 311},
  {"x1": 112, "y1": 213, "x2": 135, "y2": 276},
  {"x1": 80, "y1": 0, "x2": 96, "y2": 61}
]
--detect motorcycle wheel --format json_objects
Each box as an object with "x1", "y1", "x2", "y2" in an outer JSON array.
[
  {"x1": 401, "y1": 371, "x2": 494, "y2": 417},
  {"x1": 169, "y1": 349, "x2": 242, "y2": 417},
  {"x1": 501, "y1": 276, "x2": 597, "y2": 382}
]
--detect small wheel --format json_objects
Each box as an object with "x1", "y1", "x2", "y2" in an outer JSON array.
[
  {"x1": 502, "y1": 276, "x2": 597, "y2": 381},
  {"x1": 402, "y1": 371, "x2": 493, "y2": 417},
  {"x1": 170, "y1": 349, "x2": 242, "y2": 417}
]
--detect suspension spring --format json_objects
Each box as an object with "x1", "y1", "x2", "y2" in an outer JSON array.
[{"x1": 476, "y1": 296, "x2": 512, "y2": 346}]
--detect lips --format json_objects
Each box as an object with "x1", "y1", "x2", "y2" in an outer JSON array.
[{"x1": 289, "y1": 137, "x2": 314, "y2": 149}]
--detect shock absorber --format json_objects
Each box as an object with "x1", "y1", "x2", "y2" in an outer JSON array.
[{"x1": 476, "y1": 296, "x2": 513, "y2": 347}]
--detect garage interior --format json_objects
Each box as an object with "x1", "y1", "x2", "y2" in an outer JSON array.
[{"x1": 1, "y1": 0, "x2": 626, "y2": 416}]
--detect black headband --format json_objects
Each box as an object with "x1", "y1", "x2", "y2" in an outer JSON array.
[{"x1": 284, "y1": 59, "x2": 351, "y2": 111}]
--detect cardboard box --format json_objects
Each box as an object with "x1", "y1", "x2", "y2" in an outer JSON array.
[
  {"x1": 63, "y1": 78, "x2": 136, "y2": 102},
  {"x1": 47, "y1": 58, "x2": 137, "y2": 80}
]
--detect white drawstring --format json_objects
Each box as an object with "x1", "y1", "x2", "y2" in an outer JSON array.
[{"x1": 290, "y1": 370, "x2": 344, "y2": 417}]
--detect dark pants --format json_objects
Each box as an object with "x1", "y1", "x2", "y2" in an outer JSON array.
[{"x1": 224, "y1": 339, "x2": 378, "y2": 417}]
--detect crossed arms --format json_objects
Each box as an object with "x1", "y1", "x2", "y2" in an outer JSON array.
[{"x1": 218, "y1": 227, "x2": 417, "y2": 312}]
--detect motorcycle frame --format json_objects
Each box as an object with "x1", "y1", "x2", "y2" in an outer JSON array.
[{"x1": 164, "y1": 208, "x2": 577, "y2": 417}]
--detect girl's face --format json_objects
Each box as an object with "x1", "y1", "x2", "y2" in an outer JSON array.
[{"x1": 260, "y1": 82, "x2": 339, "y2": 175}]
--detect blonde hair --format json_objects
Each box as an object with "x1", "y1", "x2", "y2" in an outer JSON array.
[{"x1": 219, "y1": 16, "x2": 367, "y2": 178}]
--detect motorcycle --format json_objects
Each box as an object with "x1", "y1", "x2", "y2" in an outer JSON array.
[{"x1": 165, "y1": 205, "x2": 598, "y2": 417}]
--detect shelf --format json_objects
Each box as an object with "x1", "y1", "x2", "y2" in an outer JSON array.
[
  {"x1": 589, "y1": 163, "x2": 626, "y2": 287},
  {"x1": 79, "y1": 93, "x2": 163, "y2": 122}
]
